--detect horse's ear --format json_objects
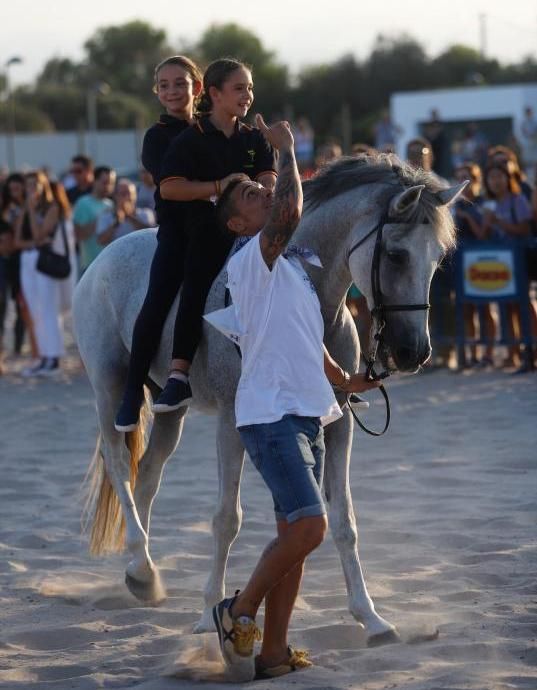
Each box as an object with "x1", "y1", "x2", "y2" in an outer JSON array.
[
  {"x1": 389, "y1": 185, "x2": 426, "y2": 217},
  {"x1": 435, "y1": 181, "x2": 469, "y2": 206}
]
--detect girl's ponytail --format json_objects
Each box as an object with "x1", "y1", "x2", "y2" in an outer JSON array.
[{"x1": 197, "y1": 91, "x2": 212, "y2": 114}]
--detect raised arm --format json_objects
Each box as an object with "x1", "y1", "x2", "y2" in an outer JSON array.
[{"x1": 257, "y1": 115, "x2": 303, "y2": 267}]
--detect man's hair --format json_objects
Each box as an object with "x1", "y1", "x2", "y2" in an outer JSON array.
[
  {"x1": 71, "y1": 154, "x2": 93, "y2": 170},
  {"x1": 215, "y1": 178, "x2": 244, "y2": 236},
  {"x1": 94, "y1": 165, "x2": 113, "y2": 181}
]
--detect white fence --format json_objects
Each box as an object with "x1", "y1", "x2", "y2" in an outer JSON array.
[{"x1": 0, "y1": 129, "x2": 145, "y2": 176}]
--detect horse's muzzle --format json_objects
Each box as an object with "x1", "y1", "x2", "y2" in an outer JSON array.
[{"x1": 380, "y1": 338, "x2": 431, "y2": 373}]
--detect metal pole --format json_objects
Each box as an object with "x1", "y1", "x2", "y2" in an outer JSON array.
[
  {"x1": 4, "y1": 57, "x2": 23, "y2": 171},
  {"x1": 87, "y1": 88, "x2": 98, "y2": 161},
  {"x1": 479, "y1": 13, "x2": 487, "y2": 60}
]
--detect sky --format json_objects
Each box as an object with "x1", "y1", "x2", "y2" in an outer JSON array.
[{"x1": 2, "y1": 0, "x2": 536, "y2": 87}]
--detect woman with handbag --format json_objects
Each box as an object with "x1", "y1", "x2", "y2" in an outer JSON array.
[
  {"x1": 14, "y1": 172, "x2": 74, "y2": 376},
  {"x1": 1, "y1": 173, "x2": 38, "y2": 359}
]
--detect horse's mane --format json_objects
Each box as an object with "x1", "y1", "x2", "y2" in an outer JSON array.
[{"x1": 303, "y1": 153, "x2": 456, "y2": 250}]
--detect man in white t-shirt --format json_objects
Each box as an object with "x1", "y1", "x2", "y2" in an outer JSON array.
[
  {"x1": 96, "y1": 178, "x2": 155, "y2": 246},
  {"x1": 209, "y1": 115, "x2": 380, "y2": 681}
]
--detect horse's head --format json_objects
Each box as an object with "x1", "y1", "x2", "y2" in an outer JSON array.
[
  {"x1": 345, "y1": 164, "x2": 465, "y2": 373},
  {"x1": 302, "y1": 155, "x2": 466, "y2": 373}
]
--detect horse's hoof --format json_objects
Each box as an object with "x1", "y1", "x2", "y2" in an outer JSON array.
[
  {"x1": 367, "y1": 628, "x2": 401, "y2": 647},
  {"x1": 193, "y1": 608, "x2": 217, "y2": 633},
  {"x1": 125, "y1": 572, "x2": 166, "y2": 606}
]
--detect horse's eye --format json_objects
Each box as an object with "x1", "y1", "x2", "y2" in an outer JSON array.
[{"x1": 386, "y1": 250, "x2": 409, "y2": 266}]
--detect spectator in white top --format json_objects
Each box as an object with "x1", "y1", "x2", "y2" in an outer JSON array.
[
  {"x1": 209, "y1": 116, "x2": 380, "y2": 682},
  {"x1": 96, "y1": 178, "x2": 155, "y2": 246},
  {"x1": 136, "y1": 167, "x2": 156, "y2": 211}
]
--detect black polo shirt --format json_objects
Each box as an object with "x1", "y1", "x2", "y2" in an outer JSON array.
[
  {"x1": 67, "y1": 184, "x2": 93, "y2": 206},
  {"x1": 160, "y1": 116, "x2": 277, "y2": 234},
  {"x1": 142, "y1": 113, "x2": 191, "y2": 236},
  {"x1": 161, "y1": 115, "x2": 276, "y2": 184}
]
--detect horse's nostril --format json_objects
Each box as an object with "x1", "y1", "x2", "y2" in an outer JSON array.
[{"x1": 396, "y1": 346, "x2": 415, "y2": 366}]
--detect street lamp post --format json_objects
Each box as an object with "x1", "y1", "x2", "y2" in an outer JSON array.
[
  {"x1": 86, "y1": 82, "x2": 110, "y2": 161},
  {"x1": 4, "y1": 56, "x2": 23, "y2": 170}
]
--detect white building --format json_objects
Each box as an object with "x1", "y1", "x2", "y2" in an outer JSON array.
[{"x1": 391, "y1": 83, "x2": 537, "y2": 172}]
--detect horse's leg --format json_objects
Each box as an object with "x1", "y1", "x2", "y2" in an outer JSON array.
[
  {"x1": 134, "y1": 403, "x2": 187, "y2": 536},
  {"x1": 123, "y1": 404, "x2": 187, "y2": 603},
  {"x1": 324, "y1": 408, "x2": 399, "y2": 645},
  {"x1": 194, "y1": 405, "x2": 245, "y2": 633},
  {"x1": 92, "y1": 381, "x2": 164, "y2": 603}
]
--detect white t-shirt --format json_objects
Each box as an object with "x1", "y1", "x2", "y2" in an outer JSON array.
[
  {"x1": 96, "y1": 207, "x2": 155, "y2": 242},
  {"x1": 225, "y1": 233, "x2": 342, "y2": 428}
]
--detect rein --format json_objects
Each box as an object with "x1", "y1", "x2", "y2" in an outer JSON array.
[{"x1": 346, "y1": 210, "x2": 430, "y2": 436}]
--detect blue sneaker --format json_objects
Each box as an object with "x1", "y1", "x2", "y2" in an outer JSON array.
[
  {"x1": 152, "y1": 377, "x2": 192, "y2": 413},
  {"x1": 115, "y1": 390, "x2": 144, "y2": 432}
]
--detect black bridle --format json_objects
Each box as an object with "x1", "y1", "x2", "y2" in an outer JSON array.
[{"x1": 346, "y1": 211, "x2": 431, "y2": 436}]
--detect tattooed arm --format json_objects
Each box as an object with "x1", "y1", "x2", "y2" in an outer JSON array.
[{"x1": 255, "y1": 114, "x2": 303, "y2": 268}]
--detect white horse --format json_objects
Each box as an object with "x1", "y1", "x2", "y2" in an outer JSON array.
[{"x1": 74, "y1": 154, "x2": 462, "y2": 646}]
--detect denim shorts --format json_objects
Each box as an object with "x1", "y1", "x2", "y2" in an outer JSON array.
[{"x1": 239, "y1": 414, "x2": 326, "y2": 524}]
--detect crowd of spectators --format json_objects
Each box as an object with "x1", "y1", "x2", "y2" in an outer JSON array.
[
  {"x1": 1, "y1": 113, "x2": 536, "y2": 378},
  {"x1": 402, "y1": 133, "x2": 536, "y2": 373},
  {"x1": 0, "y1": 155, "x2": 155, "y2": 376}
]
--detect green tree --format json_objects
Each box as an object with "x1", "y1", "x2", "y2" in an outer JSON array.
[
  {"x1": 84, "y1": 20, "x2": 171, "y2": 99},
  {"x1": 16, "y1": 85, "x2": 86, "y2": 131},
  {"x1": 0, "y1": 96, "x2": 55, "y2": 133},
  {"x1": 38, "y1": 57, "x2": 87, "y2": 87},
  {"x1": 293, "y1": 56, "x2": 367, "y2": 144},
  {"x1": 364, "y1": 34, "x2": 431, "y2": 109},
  {"x1": 193, "y1": 23, "x2": 289, "y2": 119},
  {"x1": 499, "y1": 56, "x2": 537, "y2": 84},
  {"x1": 430, "y1": 45, "x2": 503, "y2": 86},
  {"x1": 14, "y1": 84, "x2": 152, "y2": 132}
]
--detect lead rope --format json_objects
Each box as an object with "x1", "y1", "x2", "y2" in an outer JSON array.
[
  {"x1": 346, "y1": 217, "x2": 392, "y2": 436},
  {"x1": 346, "y1": 313, "x2": 391, "y2": 437}
]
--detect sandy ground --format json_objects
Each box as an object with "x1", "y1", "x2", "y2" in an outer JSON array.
[{"x1": 0, "y1": 353, "x2": 536, "y2": 690}]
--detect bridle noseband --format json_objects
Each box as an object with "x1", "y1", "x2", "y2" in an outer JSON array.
[{"x1": 347, "y1": 210, "x2": 431, "y2": 436}]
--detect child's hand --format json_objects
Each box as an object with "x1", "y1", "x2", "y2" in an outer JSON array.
[{"x1": 220, "y1": 173, "x2": 249, "y2": 194}]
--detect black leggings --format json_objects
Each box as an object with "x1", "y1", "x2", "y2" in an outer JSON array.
[{"x1": 124, "y1": 227, "x2": 233, "y2": 393}]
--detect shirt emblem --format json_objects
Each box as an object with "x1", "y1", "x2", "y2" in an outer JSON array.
[{"x1": 244, "y1": 149, "x2": 256, "y2": 169}]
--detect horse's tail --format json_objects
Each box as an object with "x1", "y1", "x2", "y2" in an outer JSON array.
[{"x1": 83, "y1": 395, "x2": 149, "y2": 556}]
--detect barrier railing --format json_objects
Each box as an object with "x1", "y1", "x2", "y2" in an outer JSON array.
[{"x1": 452, "y1": 238, "x2": 536, "y2": 367}]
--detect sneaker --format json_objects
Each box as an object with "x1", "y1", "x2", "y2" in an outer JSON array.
[
  {"x1": 38, "y1": 357, "x2": 60, "y2": 377},
  {"x1": 21, "y1": 358, "x2": 60, "y2": 378},
  {"x1": 348, "y1": 393, "x2": 370, "y2": 410},
  {"x1": 152, "y1": 377, "x2": 192, "y2": 413},
  {"x1": 115, "y1": 389, "x2": 144, "y2": 432},
  {"x1": 255, "y1": 646, "x2": 313, "y2": 680},
  {"x1": 212, "y1": 591, "x2": 261, "y2": 681}
]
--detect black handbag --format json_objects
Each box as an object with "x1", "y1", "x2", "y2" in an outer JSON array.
[{"x1": 36, "y1": 220, "x2": 71, "y2": 279}]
